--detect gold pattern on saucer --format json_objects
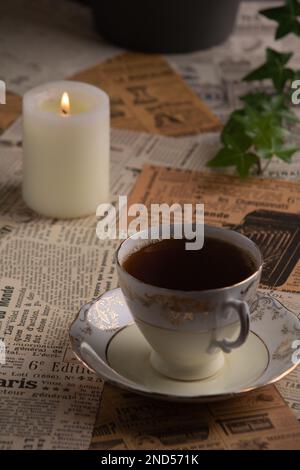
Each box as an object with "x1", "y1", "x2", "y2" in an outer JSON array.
[
  {"x1": 87, "y1": 292, "x2": 122, "y2": 332},
  {"x1": 70, "y1": 288, "x2": 300, "y2": 403},
  {"x1": 272, "y1": 337, "x2": 294, "y2": 361}
]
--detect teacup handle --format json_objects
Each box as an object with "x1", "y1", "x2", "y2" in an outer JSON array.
[{"x1": 216, "y1": 299, "x2": 250, "y2": 353}]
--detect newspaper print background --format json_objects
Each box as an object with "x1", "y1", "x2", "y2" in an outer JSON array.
[{"x1": 0, "y1": 0, "x2": 300, "y2": 449}]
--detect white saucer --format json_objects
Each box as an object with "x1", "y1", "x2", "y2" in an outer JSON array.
[{"x1": 70, "y1": 288, "x2": 300, "y2": 402}]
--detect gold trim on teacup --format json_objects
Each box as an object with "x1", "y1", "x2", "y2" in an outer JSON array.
[
  {"x1": 134, "y1": 317, "x2": 240, "y2": 333},
  {"x1": 121, "y1": 280, "x2": 215, "y2": 313}
]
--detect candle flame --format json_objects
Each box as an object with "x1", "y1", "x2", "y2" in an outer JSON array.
[{"x1": 60, "y1": 92, "x2": 70, "y2": 115}]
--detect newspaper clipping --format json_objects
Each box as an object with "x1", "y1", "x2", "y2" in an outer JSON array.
[
  {"x1": 0, "y1": 0, "x2": 300, "y2": 451},
  {"x1": 71, "y1": 53, "x2": 221, "y2": 136},
  {"x1": 91, "y1": 384, "x2": 300, "y2": 450}
]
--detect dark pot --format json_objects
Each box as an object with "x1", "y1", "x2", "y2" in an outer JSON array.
[{"x1": 91, "y1": 0, "x2": 240, "y2": 53}]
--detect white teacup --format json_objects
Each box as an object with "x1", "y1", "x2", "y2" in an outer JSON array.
[{"x1": 116, "y1": 225, "x2": 262, "y2": 381}]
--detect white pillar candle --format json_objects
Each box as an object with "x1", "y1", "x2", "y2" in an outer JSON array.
[{"x1": 22, "y1": 80, "x2": 110, "y2": 218}]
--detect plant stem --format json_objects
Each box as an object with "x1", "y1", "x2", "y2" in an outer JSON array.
[{"x1": 256, "y1": 158, "x2": 263, "y2": 175}]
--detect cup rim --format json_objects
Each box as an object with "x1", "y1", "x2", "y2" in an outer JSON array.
[{"x1": 116, "y1": 224, "x2": 263, "y2": 295}]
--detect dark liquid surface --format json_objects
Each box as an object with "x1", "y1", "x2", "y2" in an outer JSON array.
[{"x1": 123, "y1": 237, "x2": 257, "y2": 291}]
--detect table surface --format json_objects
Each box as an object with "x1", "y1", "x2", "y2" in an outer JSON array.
[{"x1": 1, "y1": 0, "x2": 300, "y2": 451}]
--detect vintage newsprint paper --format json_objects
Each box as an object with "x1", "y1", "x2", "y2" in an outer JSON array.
[
  {"x1": 170, "y1": 1, "x2": 300, "y2": 124},
  {"x1": 0, "y1": 277, "x2": 102, "y2": 449},
  {"x1": 71, "y1": 53, "x2": 221, "y2": 136},
  {"x1": 1, "y1": 123, "x2": 300, "y2": 449},
  {"x1": 0, "y1": 0, "x2": 300, "y2": 450},
  {"x1": 3, "y1": 51, "x2": 220, "y2": 139},
  {"x1": 91, "y1": 384, "x2": 300, "y2": 450},
  {"x1": 0, "y1": 146, "x2": 121, "y2": 449}
]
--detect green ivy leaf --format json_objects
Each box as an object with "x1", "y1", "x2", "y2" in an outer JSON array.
[
  {"x1": 207, "y1": 1, "x2": 300, "y2": 179},
  {"x1": 243, "y1": 48, "x2": 294, "y2": 92},
  {"x1": 274, "y1": 68, "x2": 295, "y2": 92},
  {"x1": 241, "y1": 93, "x2": 300, "y2": 123},
  {"x1": 236, "y1": 153, "x2": 259, "y2": 178},
  {"x1": 260, "y1": 0, "x2": 300, "y2": 39},
  {"x1": 207, "y1": 148, "x2": 259, "y2": 178},
  {"x1": 275, "y1": 145, "x2": 299, "y2": 161},
  {"x1": 238, "y1": 108, "x2": 287, "y2": 158},
  {"x1": 221, "y1": 110, "x2": 252, "y2": 151},
  {"x1": 207, "y1": 148, "x2": 240, "y2": 167},
  {"x1": 240, "y1": 92, "x2": 270, "y2": 108},
  {"x1": 292, "y1": 69, "x2": 300, "y2": 80}
]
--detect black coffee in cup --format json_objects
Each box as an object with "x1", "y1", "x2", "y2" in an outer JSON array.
[{"x1": 123, "y1": 237, "x2": 257, "y2": 291}]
